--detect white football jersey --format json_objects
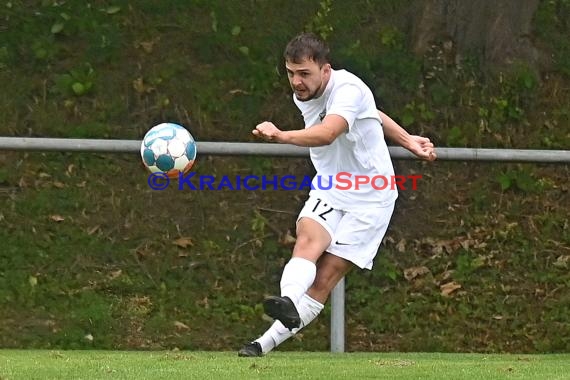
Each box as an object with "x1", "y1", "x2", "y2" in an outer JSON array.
[{"x1": 293, "y1": 69, "x2": 398, "y2": 210}]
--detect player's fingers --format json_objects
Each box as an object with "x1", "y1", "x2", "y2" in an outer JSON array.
[
  {"x1": 413, "y1": 148, "x2": 429, "y2": 160},
  {"x1": 256, "y1": 121, "x2": 272, "y2": 129},
  {"x1": 417, "y1": 139, "x2": 433, "y2": 147},
  {"x1": 254, "y1": 124, "x2": 264, "y2": 133},
  {"x1": 416, "y1": 147, "x2": 436, "y2": 161}
]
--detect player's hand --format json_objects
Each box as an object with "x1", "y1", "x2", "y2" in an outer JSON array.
[
  {"x1": 408, "y1": 135, "x2": 437, "y2": 161},
  {"x1": 253, "y1": 121, "x2": 282, "y2": 142}
]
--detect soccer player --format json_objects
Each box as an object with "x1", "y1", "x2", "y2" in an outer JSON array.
[{"x1": 239, "y1": 32, "x2": 436, "y2": 357}]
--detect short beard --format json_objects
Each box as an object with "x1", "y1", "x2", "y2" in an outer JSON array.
[{"x1": 295, "y1": 87, "x2": 321, "y2": 102}]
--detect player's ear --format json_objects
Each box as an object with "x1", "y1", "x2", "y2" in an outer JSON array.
[{"x1": 322, "y1": 63, "x2": 331, "y2": 77}]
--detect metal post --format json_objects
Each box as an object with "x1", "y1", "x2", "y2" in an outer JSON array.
[{"x1": 330, "y1": 277, "x2": 345, "y2": 353}]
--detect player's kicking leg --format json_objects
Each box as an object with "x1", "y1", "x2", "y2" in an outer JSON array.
[
  {"x1": 238, "y1": 197, "x2": 341, "y2": 357},
  {"x1": 259, "y1": 212, "x2": 334, "y2": 330},
  {"x1": 238, "y1": 253, "x2": 352, "y2": 356},
  {"x1": 238, "y1": 200, "x2": 395, "y2": 356}
]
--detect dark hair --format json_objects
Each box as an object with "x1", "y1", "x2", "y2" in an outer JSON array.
[{"x1": 283, "y1": 32, "x2": 330, "y2": 66}]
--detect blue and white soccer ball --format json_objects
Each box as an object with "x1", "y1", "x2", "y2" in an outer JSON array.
[{"x1": 140, "y1": 123, "x2": 197, "y2": 178}]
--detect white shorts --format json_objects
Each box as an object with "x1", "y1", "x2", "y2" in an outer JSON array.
[{"x1": 296, "y1": 195, "x2": 395, "y2": 270}]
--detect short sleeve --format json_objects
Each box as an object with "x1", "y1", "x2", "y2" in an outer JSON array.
[{"x1": 326, "y1": 83, "x2": 363, "y2": 131}]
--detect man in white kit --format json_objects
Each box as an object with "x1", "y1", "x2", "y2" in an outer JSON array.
[{"x1": 239, "y1": 32, "x2": 437, "y2": 356}]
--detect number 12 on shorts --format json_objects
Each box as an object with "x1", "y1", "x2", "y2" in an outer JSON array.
[{"x1": 311, "y1": 198, "x2": 333, "y2": 221}]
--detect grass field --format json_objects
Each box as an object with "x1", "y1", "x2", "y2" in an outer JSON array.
[{"x1": 1, "y1": 351, "x2": 570, "y2": 380}]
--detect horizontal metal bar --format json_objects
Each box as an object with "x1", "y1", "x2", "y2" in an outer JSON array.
[{"x1": 0, "y1": 137, "x2": 568, "y2": 163}]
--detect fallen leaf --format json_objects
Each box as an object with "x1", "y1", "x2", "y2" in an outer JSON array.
[
  {"x1": 553, "y1": 255, "x2": 570, "y2": 269},
  {"x1": 395, "y1": 239, "x2": 406, "y2": 252},
  {"x1": 440, "y1": 281, "x2": 462, "y2": 297},
  {"x1": 174, "y1": 321, "x2": 190, "y2": 330},
  {"x1": 87, "y1": 225, "x2": 100, "y2": 235},
  {"x1": 132, "y1": 78, "x2": 154, "y2": 94},
  {"x1": 49, "y1": 215, "x2": 65, "y2": 222},
  {"x1": 173, "y1": 237, "x2": 194, "y2": 248},
  {"x1": 137, "y1": 37, "x2": 160, "y2": 53},
  {"x1": 229, "y1": 89, "x2": 250, "y2": 95},
  {"x1": 403, "y1": 266, "x2": 430, "y2": 281},
  {"x1": 139, "y1": 41, "x2": 154, "y2": 53},
  {"x1": 105, "y1": 5, "x2": 121, "y2": 14},
  {"x1": 279, "y1": 230, "x2": 296, "y2": 246},
  {"x1": 108, "y1": 270, "x2": 122, "y2": 280}
]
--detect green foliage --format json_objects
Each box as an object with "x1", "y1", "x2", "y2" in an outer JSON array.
[
  {"x1": 496, "y1": 167, "x2": 543, "y2": 193},
  {"x1": 400, "y1": 102, "x2": 435, "y2": 128},
  {"x1": 379, "y1": 26, "x2": 405, "y2": 50},
  {"x1": 3, "y1": 1, "x2": 126, "y2": 70},
  {"x1": 306, "y1": 0, "x2": 334, "y2": 40},
  {"x1": 374, "y1": 49, "x2": 423, "y2": 95},
  {"x1": 445, "y1": 126, "x2": 468, "y2": 146},
  {"x1": 250, "y1": 211, "x2": 267, "y2": 239},
  {"x1": 481, "y1": 64, "x2": 538, "y2": 132},
  {"x1": 534, "y1": 0, "x2": 570, "y2": 77},
  {"x1": 30, "y1": 36, "x2": 59, "y2": 63},
  {"x1": 246, "y1": 157, "x2": 274, "y2": 176},
  {"x1": 53, "y1": 63, "x2": 96, "y2": 97},
  {"x1": 453, "y1": 250, "x2": 485, "y2": 281}
]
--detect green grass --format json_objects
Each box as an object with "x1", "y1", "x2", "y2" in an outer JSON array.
[{"x1": 1, "y1": 351, "x2": 570, "y2": 380}]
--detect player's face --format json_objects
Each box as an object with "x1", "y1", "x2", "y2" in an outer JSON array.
[{"x1": 285, "y1": 58, "x2": 331, "y2": 102}]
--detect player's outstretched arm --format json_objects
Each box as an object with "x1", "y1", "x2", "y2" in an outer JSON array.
[
  {"x1": 379, "y1": 110, "x2": 437, "y2": 161},
  {"x1": 252, "y1": 115, "x2": 347, "y2": 147}
]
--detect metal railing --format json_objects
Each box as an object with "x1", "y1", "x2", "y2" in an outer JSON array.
[
  {"x1": 1, "y1": 137, "x2": 570, "y2": 163},
  {"x1": 1, "y1": 136, "x2": 569, "y2": 353}
]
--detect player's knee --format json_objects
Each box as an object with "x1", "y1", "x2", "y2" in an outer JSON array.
[{"x1": 294, "y1": 233, "x2": 318, "y2": 251}]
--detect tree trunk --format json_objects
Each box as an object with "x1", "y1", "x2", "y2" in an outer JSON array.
[{"x1": 412, "y1": 0, "x2": 540, "y2": 68}]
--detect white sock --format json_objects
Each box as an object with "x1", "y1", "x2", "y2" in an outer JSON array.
[
  {"x1": 280, "y1": 257, "x2": 316, "y2": 305},
  {"x1": 255, "y1": 294, "x2": 324, "y2": 353}
]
